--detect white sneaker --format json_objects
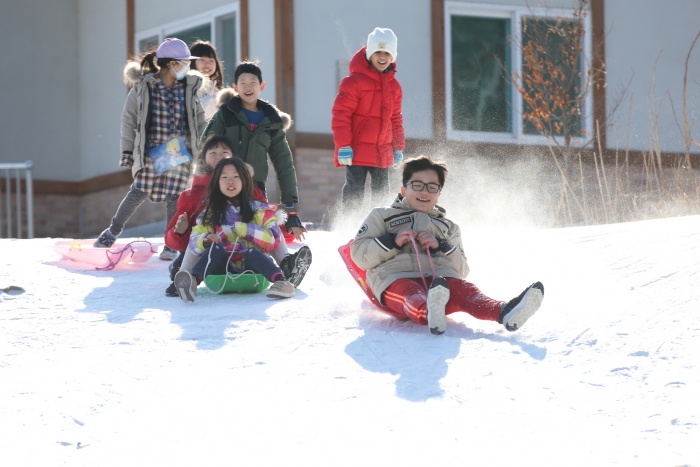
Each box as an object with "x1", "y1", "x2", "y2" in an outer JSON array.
[
  {"x1": 499, "y1": 282, "x2": 544, "y2": 331},
  {"x1": 174, "y1": 270, "x2": 197, "y2": 303},
  {"x1": 159, "y1": 246, "x2": 179, "y2": 261},
  {"x1": 266, "y1": 280, "x2": 295, "y2": 299},
  {"x1": 427, "y1": 277, "x2": 450, "y2": 335}
]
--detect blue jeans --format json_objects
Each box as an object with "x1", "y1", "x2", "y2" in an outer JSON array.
[{"x1": 191, "y1": 242, "x2": 282, "y2": 282}]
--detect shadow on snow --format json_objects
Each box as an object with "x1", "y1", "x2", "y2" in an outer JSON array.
[
  {"x1": 46, "y1": 257, "x2": 293, "y2": 351},
  {"x1": 345, "y1": 302, "x2": 547, "y2": 402}
]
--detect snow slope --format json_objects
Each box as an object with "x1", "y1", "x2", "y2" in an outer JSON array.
[{"x1": 1, "y1": 216, "x2": 698, "y2": 466}]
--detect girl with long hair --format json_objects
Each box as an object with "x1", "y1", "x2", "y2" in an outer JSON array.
[{"x1": 174, "y1": 158, "x2": 295, "y2": 302}]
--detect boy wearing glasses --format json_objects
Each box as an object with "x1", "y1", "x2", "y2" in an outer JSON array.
[{"x1": 350, "y1": 155, "x2": 544, "y2": 335}]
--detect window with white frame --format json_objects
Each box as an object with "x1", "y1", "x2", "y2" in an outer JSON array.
[
  {"x1": 445, "y1": 2, "x2": 592, "y2": 145},
  {"x1": 135, "y1": 4, "x2": 241, "y2": 86}
]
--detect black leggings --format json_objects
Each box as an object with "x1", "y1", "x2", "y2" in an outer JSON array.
[{"x1": 191, "y1": 242, "x2": 282, "y2": 282}]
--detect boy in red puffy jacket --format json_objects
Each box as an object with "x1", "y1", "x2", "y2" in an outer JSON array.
[{"x1": 332, "y1": 27, "x2": 405, "y2": 209}]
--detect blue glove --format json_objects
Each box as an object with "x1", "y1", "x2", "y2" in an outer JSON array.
[
  {"x1": 283, "y1": 201, "x2": 295, "y2": 209},
  {"x1": 338, "y1": 146, "x2": 353, "y2": 166},
  {"x1": 393, "y1": 150, "x2": 404, "y2": 166}
]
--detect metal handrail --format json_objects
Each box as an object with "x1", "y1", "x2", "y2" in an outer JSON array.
[{"x1": 0, "y1": 160, "x2": 34, "y2": 238}]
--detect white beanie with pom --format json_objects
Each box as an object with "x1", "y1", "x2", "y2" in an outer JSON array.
[{"x1": 365, "y1": 27, "x2": 397, "y2": 62}]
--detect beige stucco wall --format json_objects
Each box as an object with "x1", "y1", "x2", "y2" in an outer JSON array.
[
  {"x1": 0, "y1": 0, "x2": 81, "y2": 180},
  {"x1": 248, "y1": 0, "x2": 277, "y2": 105},
  {"x1": 605, "y1": 0, "x2": 700, "y2": 153},
  {"x1": 78, "y1": 0, "x2": 128, "y2": 181}
]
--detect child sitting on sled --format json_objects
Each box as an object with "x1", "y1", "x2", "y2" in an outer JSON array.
[
  {"x1": 350, "y1": 155, "x2": 544, "y2": 335},
  {"x1": 164, "y1": 135, "x2": 311, "y2": 297},
  {"x1": 174, "y1": 157, "x2": 295, "y2": 302}
]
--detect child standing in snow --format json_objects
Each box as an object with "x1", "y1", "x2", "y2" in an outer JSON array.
[
  {"x1": 189, "y1": 40, "x2": 225, "y2": 121},
  {"x1": 163, "y1": 135, "x2": 311, "y2": 297},
  {"x1": 201, "y1": 60, "x2": 299, "y2": 210},
  {"x1": 350, "y1": 155, "x2": 544, "y2": 335},
  {"x1": 332, "y1": 27, "x2": 405, "y2": 208},
  {"x1": 200, "y1": 60, "x2": 312, "y2": 282},
  {"x1": 93, "y1": 38, "x2": 208, "y2": 261},
  {"x1": 174, "y1": 157, "x2": 295, "y2": 303}
]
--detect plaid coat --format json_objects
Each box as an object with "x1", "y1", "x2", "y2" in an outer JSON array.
[{"x1": 119, "y1": 61, "x2": 210, "y2": 200}]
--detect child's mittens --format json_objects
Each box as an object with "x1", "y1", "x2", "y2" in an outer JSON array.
[
  {"x1": 120, "y1": 152, "x2": 134, "y2": 168},
  {"x1": 338, "y1": 146, "x2": 354, "y2": 166},
  {"x1": 393, "y1": 150, "x2": 404, "y2": 167}
]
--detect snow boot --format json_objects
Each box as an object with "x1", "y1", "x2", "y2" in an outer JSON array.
[
  {"x1": 93, "y1": 229, "x2": 117, "y2": 248},
  {"x1": 165, "y1": 282, "x2": 178, "y2": 297},
  {"x1": 174, "y1": 270, "x2": 198, "y2": 303},
  {"x1": 427, "y1": 276, "x2": 450, "y2": 335},
  {"x1": 159, "y1": 246, "x2": 179, "y2": 261},
  {"x1": 266, "y1": 280, "x2": 295, "y2": 299},
  {"x1": 499, "y1": 282, "x2": 544, "y2": 332},
  {"x1": 280, "y1": 246, "x2": 312, "y2": 288}
]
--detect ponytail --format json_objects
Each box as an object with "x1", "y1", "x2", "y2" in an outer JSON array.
[
  {"x1": 140, "y1": 51, "x2": 158, "y2": 74},
  {"x1": 139, "y1": 51, "x2": 176, "y2": 75}
]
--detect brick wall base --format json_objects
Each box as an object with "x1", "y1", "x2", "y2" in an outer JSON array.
[
  {"x1": 27, "y1": 185, "x2": 165, "y2": 239},
  {"x1": 4, "y1": 148, "x2": 699, "y2": 239}
]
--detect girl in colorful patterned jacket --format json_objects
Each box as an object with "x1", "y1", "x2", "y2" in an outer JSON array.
[
  {"x1": 163, "y1": 135, "x2": 312, "y2": 297},
  {"x1": 173, "y1": 157, "x2": 296, "y2": 303}
]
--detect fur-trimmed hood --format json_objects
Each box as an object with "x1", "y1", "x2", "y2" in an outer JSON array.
[
  {"x1": 215, "y1": 87, "x2": 293, "y2": 131},
  {"x1": 122, "y1": 61, "x2": 214, "y2": 96}
]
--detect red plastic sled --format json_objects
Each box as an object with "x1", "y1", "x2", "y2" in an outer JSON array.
[{"x1": 338, "y1": 240, "x2": 392, "y2": 313}]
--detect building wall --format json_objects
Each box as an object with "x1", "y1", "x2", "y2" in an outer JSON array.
[
  {"x1": 248, "y1": 0, "x2": 277, "y2": 105},
  {"x1": 0, "y1": 0, "x2": 81, "y2": 181},
  {"x1": 78, "y1": 0, "x2": 129, "y2": 181},
  {"x1": 605, "y1": 0, "x2": 700, "y2": 152}
]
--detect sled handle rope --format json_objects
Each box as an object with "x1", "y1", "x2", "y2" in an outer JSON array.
[
  {"x1": 200, "y1": 234, "x2": 260, "y2": 294},
  {"x1": 407, "y1": 232, "x2": 437, "y2": 292},
  {"x1": 95, "y1": 240, "x2": 158, "y2": 271}
]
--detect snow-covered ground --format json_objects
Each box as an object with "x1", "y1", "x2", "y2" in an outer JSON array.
[{"x1": 1, "y1": 215, "x2": 698, "y2": 466}]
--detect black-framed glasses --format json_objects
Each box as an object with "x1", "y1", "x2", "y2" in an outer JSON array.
[{"x1": 405, "y1": 181, "x2": 441, "y2": 193}]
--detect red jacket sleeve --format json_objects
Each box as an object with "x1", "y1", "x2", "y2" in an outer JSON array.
[
  {"x1": 391, "y1": 82, "x2": 405, "y2": 151},
  {"x1": 164, "y1": 191, "x2": 196, "y2": 252},
  {"x1": 252, "y1": 187, "x2": 267, "y2": 203},
  {"x1": 331, "y1": 76, "x2": 360, "y2": 153}
]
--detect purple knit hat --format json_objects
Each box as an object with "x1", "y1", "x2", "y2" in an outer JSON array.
[{"x1": 155, "y1": 38, "x2": 199, "y2": 60}]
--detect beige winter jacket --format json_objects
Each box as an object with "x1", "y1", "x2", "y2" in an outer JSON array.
[
  {"x1": 120, "y1": 61, "x2": 211, "y2": 177},
  {"x1": 350, "y1": 195, "x2": 469, "y2": 304}
]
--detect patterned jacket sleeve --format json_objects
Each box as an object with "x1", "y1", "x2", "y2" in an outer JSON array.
[
  {"x1": 230, "y1": 205, "x2": 282, "y2": 253},
  {"x1": 188, "y1": 212, "x2": 215, "y2": 256}
]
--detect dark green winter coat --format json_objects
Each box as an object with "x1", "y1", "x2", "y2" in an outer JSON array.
[{"x1": 200, "y1": 88, "x2": 298, "y2": 204}]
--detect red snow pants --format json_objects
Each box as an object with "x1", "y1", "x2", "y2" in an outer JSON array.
[{"x1": 382, "y1": 277, "x2": 503, "y2": 325}]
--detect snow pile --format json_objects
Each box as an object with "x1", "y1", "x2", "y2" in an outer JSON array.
[{"x1": 1, "y1": 215, "x2": 698, "y2": 465}]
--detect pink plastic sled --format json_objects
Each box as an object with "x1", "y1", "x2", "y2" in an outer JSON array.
[
  {"x1": 53, "y1": 240, "x2": 160, "y2": 271},
  {"x1": 338, "y1": 240, "x2": 392, "y2": 313}
]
